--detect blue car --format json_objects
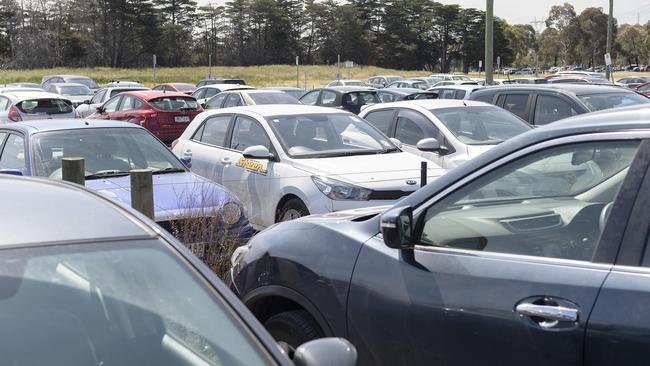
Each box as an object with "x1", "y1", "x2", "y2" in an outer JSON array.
[{"x1": 0, "y1": 119, "x2": 253, "y2": 256}]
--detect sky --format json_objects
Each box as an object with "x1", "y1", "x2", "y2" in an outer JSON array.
[{"x1": 198, "y1": 0, "x2": 650, "y2": 29}]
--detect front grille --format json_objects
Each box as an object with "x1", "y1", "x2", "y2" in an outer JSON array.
[{"x1": 368, "y1": 190, "x2": 414, "y2": 200}]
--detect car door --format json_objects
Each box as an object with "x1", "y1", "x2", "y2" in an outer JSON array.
[
  {"x1": 112, "y1": 95, "x2": 135, "y2": 121},
  {"x1": 221, "y1": 115, "x2": 273, "y2": 228},
  {"x1": 184, "y1": 114, "x2": 233, "y2": 183},
  {"x1": 393, "y1": 108, "x2": 447, "y2": 167},
  {"x1": 348, "y1": 135, "x2": 649, "y2": 366}
]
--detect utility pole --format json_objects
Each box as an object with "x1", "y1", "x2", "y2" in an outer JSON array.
[
  {"x1": 606, "y1": 0, "x2": 613, "y2": 80},
  {"x1": 485, "y1": 0, "x2": 494, "y2": 84}
]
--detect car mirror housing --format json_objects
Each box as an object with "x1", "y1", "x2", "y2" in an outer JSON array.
[
  {"x1": 389, "y1": 138, "x2": 402, "y2": 148},
  {"x1": 0, "y1": 169, "x2": 23, "y2": 176},
  {"x1": 416, "y1": 138, "x2": 441, "y2": 152},
  {"x1": 381, "y1": 206, "x2": 414, "y2": 249},
  {"x1": 242, "y1": 145, "x2": 272, "y2": 160},
  {"x1": 293, "y1": 338, "x2": 357, "y2": 366}
]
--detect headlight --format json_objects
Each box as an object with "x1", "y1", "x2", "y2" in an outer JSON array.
[
  {"x1": 311, "y1": 176, "x2": 372, "y2": 201},
  {"x1": 230, "y1": 244, "x2": 250, "y2": 266},
  {"x1": 221, "y1": 202, "x2": 242, "y2": 225}
]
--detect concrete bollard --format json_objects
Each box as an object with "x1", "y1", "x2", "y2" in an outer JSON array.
[
  {"x1": 130, "y1": 169, "x2": 154, "y2": 220},
  {"x1": 61, "y1": 157, "x2": 85, "y2": 186}
]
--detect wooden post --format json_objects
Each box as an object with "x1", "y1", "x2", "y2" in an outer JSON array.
[
  {"x1": 61, "y1": 157, "x2": 85, "y2": 186},
  {"x1": 130, "y1": 169, "x2": 154, "y2": 220}
]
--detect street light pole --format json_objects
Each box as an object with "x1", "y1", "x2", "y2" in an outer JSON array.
[
  {"x1": 485, "y1": 0, "x2": 494, "y2": 84},
  {"x1": 606, "y1": 0, "x2": 613, "y2": 80}
]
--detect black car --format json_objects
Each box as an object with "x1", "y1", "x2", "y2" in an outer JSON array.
[
  {"x1": 0, "y1": 175, "x2": 356, "y2": 366},
  {"x1": 299, "y1": 87, "x2": 380, "y2": 114},
  {"x1": 205, "y1": 89, "x2": 301, "y2": 109},
  {"x1": 469, "y1": 84, "x2": 650, "y2": 125},
  {"x1": 196, "y1": 78, "x2": 246, "y2": 87},
  {"x1": 232, "y1": 104, "x2": 650, "y2": 365}
]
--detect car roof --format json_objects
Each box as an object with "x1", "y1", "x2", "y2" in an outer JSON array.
[
  {"x1": 262, "y1": 86, "x2": 305, "y2": 91},
  {"x1": 48, "y1": 83, "x2": 90, "y2": 88},
  {"x1": 2, "y1": 119, "x2": 142, "y2": 134},
  {"x1": 203, "y1": 104, "x2": 349, "y2": 118},
  {"x1": 379, "y1": 88, "x2": 422, "y2": 95},
  {"x1": 45, "y1": 74, "x2": 92, "y2": 79},
  {"x1": 429, "y1": 85, "x2": 483, "y2": 91},
  {"x1": 475, "y1": 83, "x2": 632, "y2": 95},
  {"x1": 124, "y1": 90, "x2": 193, "y2": 99},
  {"x1": 368, "y1": 99, "x2": 490, "y2": 110},
  {"x1": 236, "y1": 90, "x2": 286, "y2": 94},
  {"x1": 1, "y1": 91, "x2": 69, "y2": 100},
  {"x1": 0, "y1": 175, "x2": 155, "y2": 247},
  {"x1": 323, "y1": 86, "x2": 376, "y2": 92}
]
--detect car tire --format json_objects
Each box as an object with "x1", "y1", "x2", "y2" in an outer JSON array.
[
  {"x1": 264, "y1": 310, "x2": 324, "y2": 350},
  {"x1": 278, "y1": 198, "x2": 309, "y2": 222}
]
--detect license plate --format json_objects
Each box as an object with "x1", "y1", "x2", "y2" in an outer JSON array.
[{"x1": 174, "y1": 115, "x2": 190, "y2": 123}]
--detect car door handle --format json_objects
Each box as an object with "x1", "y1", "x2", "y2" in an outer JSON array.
[
  {"x1": 516, "y1": 303, "x2": 579, "y2": 323},
  {"x1": 220, "y1": 157, "x2": 232, "y2": 165}
]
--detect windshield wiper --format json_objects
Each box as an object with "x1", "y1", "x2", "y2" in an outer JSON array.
[
  {"x1": 153, "y1": 167, "x2": 186, "y2": 175},
  {"x1": 85, "y1": 170, "x2": 130, "y2": 180},
  {"x1": 315, "y1": 150, "x2": 386, "y2": 158}
]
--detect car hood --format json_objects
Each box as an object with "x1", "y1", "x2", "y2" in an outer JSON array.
[
  {"x1": 302, "y1": 205, "x2": 391, "y2": 222},
  {"x1": 85, "y1": 172, "x2": 235, "y2": 221},
  {"x1": 291, "y1": 152, "x2": 447, "y2": 190}
]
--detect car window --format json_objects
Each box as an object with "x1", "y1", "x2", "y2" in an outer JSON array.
[
  {"x1": 192, "y1": 88, "x2": 206, "y2": 99},
  {"x1": 230, "y1": 116, "x2": 270, "y2": 151},
  {"x1": 502, "y1": 94, "x2": 530, "y2": 119},
  {"x1": 0, "y1": 96, "x2": 9, "y2": 110},
  {"x1": 149, "y1": 97, "x2": 199, "y2": 111},
  {"x1": 153, "y1": 85, "x2": 164, "y2": 91},
  {"x1": 578, "y1": 93, "x2": 650, "y2": 112},
  {"x1": 640, "y1": 84, "x2": 650, "y2": 92},
  {"x1": 438, "y1": 89, "x2": 455, "y2": 99},
  {"x1": 454, "y1": 90, "x2": 467, "y2": 99},
  {"x1": 223, "y1": 94, "x2": 243, "y2": 108},
  {"x1": 394, "y1": 109, "x2": 439, "y2": 145},
  {"x1": 534, "y1": 95, "x2": 579, "y2": 125},
  {"x1": 300, "y1": 90, "x2": 319, "y2": 105},
  {"x1": 91, "y1": 90, "x2": 106, "y2": 104},
  {"x1": 377, "y1": 92, "x2": 395, "y2": 103},
  {"x1": 103, "y1": 96, "x2": 121, "y2": 112},
  {"x1": 196, "y1": 115, "x2": 231, "y2": 147},
  {"x1": 248, "y1": 92, "x2": 300, "y2": 105},
  {"x1": 118, "y1": 96, "x2": 134, "y2": 111},
  {"x1": 205, "y1": 94, "x2": 227, "y2": 109},
  {"x1": 320, "y1": 91, "x2": 337, "y2": 106},
  {"x1": 17, "y1": 99, "x2": 73, "y2": 115},
  {"x1": 0, "y1": 134, "x2": 26, "y2": 173},
  {"x1": 419, "y1": 140, "x2": 640, "y2": 262},
  {"x1": 363, "y1": 109, "x2": 395, "y2": 135},
  {"x1": 0, "y1": 132, "x2": 6, "y2": 146},
  {"x1": 205, "y1": 88, "x2": 219, "y2": 98}
]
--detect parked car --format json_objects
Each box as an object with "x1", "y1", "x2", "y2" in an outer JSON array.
[
  {"x1": 196, "y1": 78, "x2": 246, "y2": 87},
  {"x1": 550, "y1": 71, "x2": 606, "y2": 79},
  {"x1": 101, "y1": 80, "x2": 145, "y2": 88},
  {"x1": 0, "y1": 119, "x2": 254, "y2": 253},
  {"x1": 0, "y1": 91, "x2": 76, "y2": 123},
  {"x1": 171, "y1": 105, "x2": 446, "y2": 230},
  {"x1": 42, "y1": 82, "x2": 94, "y2": 107},
  {"x1": 205, "y1": 89, "x2": 301, "y2": 109},
  {"x1": 475, "y1": 79, "x2": 505, "y2": 86},
  {"x1": 431, "y1": 80, "x2": 479, "y2": 87},
  {"x1": 366, "y1": 75, "x2": 403, "y2": 88},
  {"x1": 231, "y1": 104, "x2": 650, "y2": 366},
  {"x1": 75, "y1": 85, "x2": 150, "y2": 118},
  {"x1": 469, "y1": 84, "x2": 650, "y2": 125},
  {"x1": 0, "y1": 174, "x2": 355, "y2": 366},
  {"x1": 376, "y1": 88, "x2": 426, "y2": 103},
  {"x1": 41, "y1": 74, "x2": 99, "y2": 92},
  {"x1": 617, "y1": 76, "x2": 650, "y2": 89},
  {"x1": 327, "y1": 80, "x2": 367, "y2": 87},
  {"x1": 88, "y1": 91, "x2": 202, "y2": 143},
  {"x1": 636, "y1": 81, "x2": 650, "y2": 96},
  {"x1": 410, "y1": 77, "x2": 441, "y2": 88},
  {"x1": 300, "y1": 87, "x2": 380, "y2": 114},
  {"x1": 359, "y1": 100, "x2": 531, "y2": 169},
  {"x1": 0, "y1": 87, "x2": 44, "y2": 94},
  {"x1": 427, "y1": 85, "x2": 484, "y2": 100},
  {"x1": 263, "y1": 86, "x2": 307, "y2": 99},
  {"x1": 511, "y1": 77, "x2": 548, "y2": 84},
  {"x1": 152, "y1": 82, "x2": 196, "y2": 95},
  {"x1": 191, "y1": 84, "x2": 254, "y2": 107},
  {"x1": 4, "y1": 82, "x2": 41, "y2": 89},
  {"x1": 386, "y1": 79, "x2": 428, "y2": 90},
  {"x1": 429, "y1": 73, "x2": 472, "y2": 81}
]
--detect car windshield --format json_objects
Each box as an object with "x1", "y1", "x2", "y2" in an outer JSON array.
[
  {"x1": 578, "y1": 92, "x2": 650, "y2": 112},
  {"x1": 173, "y1": 84, "x2": 195, "y2": 91},
  {"x1": 248, "y1": 92, "x2": 300, "y2": 105},
  {"x1": 32, "y1": 128, "x2": 186, "y2": 178},
  {"x1": 17, "y1": 99, "x2": 73, "y2": 115},
  {"x1": 149, "y1": 97, "x2": 199, "y2": 111},
  {"x1": 0, "y1": 240, "x2": 272, "y2": 365},
  {"x1": 68, "y1": 78, "x2": 98, "y2": 89},
  {"x1": 431, "y1": 107, "x2": 531, "y2": 145},
  {"x1": 59, "y1": 85, "x2": 92, "y2": 95},
  {"x1": 266, "y1": 113, "x2": 397, "y2": 158},
  {"x1": 283, "y1": 90, "x2": 306, "y2": 99}
]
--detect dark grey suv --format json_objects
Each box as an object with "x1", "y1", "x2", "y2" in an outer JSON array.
[{"x1": 232, "y1": 105, "x2": 650, "y2": 365}]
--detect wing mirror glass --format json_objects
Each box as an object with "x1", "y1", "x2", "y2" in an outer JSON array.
[
  {"x1": 416, "y1": 137, "x2": 441, "y2": 152},
  {"x1": 242, "y1": 145, "x2": 272, "y2": 160},
  {"x1": 381, "y1": 206, "x2": 414, "y2": 249},
  {"x1": 293, "y1": 338, "x2": 357, "y2": 366}
]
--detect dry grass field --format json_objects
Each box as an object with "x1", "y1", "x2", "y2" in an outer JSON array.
[{"x1": 1, "y1": 65, "x2": 648, "y2": 88}]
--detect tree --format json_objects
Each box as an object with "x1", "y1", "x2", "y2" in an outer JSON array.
[
  {"x1": 617, "y1": 25, "x2": 648, "y2": 66},
  {"x1": 538, "y1": 27, "x2": 562, "y2": 66}
]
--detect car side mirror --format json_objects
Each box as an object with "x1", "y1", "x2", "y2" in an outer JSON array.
[
  {"x1": 389, "y1": 138, "x2": 402, "y2": 148},
  {"x1": 381, "y1": 206, "x2": 414, "y2": 249},
  {"x1": 416, "y1": 138, "x2": 441, "y2": 152},
  {"x1": 0, "y1": 169, "x2": 23, "y2": 176},
  {"x1": 96, "y1": 106, "x2": 104, "y2": 114},
  {"x1": 180, "y1": 149, "x2": 192, "y2": 168},
  {"x1": 293, "y1": 338, "x2": 357, "y2": 366},
  {"x1": 83, "y1": 100, "x2": 91, "y2": 105},
  {"x1": 242, "y1": 145, "x2": 272, "y2": 160}
]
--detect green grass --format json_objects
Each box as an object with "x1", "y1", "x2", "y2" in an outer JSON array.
[{"x1": 1, "y1": 65, "x2": 647, "y2": 88}]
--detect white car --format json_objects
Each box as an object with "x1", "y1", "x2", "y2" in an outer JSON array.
[
  {"x1": 427, "y1": 85, "x2": 484, "y2": 100},
  {"x1": 191, "y1": 84, "x2": 254, "y2": 107},
  {"x1": 430, "y1": 80, "x2": 479, "y2": 87},
  {"x1": 42, "y1": 82, "x2": 94, "y2": 107},
  {"x1": 359, "y1": 100, "x2": 532, "y2": 169},
  {"x1": 172, "y1": 105, "x2": 446, "y2": 230},
  {"x1": 0, "y1": 91, "x2": 77, "y2": 123},
  {"x1": 326, "y1": 80, "x2": 366, "y2": 87},
  {"x1": 76, "y1": 85, "x2": 149, "y2": 117}
]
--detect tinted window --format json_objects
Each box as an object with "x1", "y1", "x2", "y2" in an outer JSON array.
[
  {"x1": 420, "y1": 140, "x2": 640, "y2": 261},
  {"x1": 192, "y1": 88, "x2": 206, "y2": 99},
  {"x1": 204, "y1": 88, "x2": 218, "y2": 98},
  {"x1": 472, "y1": 92, "x2": 494, "y2": 103},
  {"x1": 377, "y1": 92, "x2": 396, "y2": 103},
  {"x1": 343, "y1": 92, "x2": 380, "y2": 106},
  {"x1": 17, "y1": 99, "x2": 73, "y2": 115},
  {"x1": 248, "y1": 92, "x2": 300, "y2": 105},
  {"x1": 153, "y1": 85, "x2": 164, "y2": 91},
  {"x1": 639, "y1": 84, "x2": 650, "y2": 92},
  {"x1": 205, "y1": 94, "x2": 227, "y2": 109},
  {"x1": 320, "y1": 91, "x2": 337, "y2": 106},
  {"x1": 363, "y1": 109, "x2": 395, "y2": 135},
  {"x1": 533, "y1": 95, "x2": 578, "y2": 125},
  {"x1": 454, "y1": 90, "x2": 467, "y2": 99},
  {"x1": 230, "y1": 116, "x2": 270, "y2": 151},
  {"x1": 578, "y1": 92, "x2": 650, "y2": 112},
  {"x1": 0, "y1": 134, "x2": 25, "y2": 172},
  {"x1": 149, "y1": 97, "x2": 199, "y2": 111},
  {"x1": 59, "y1": 85, "x2": 91, "y2": 95},
  {"x1": 394, "y1": 109, "x2": 439, "y2": 145},
  {"x1": 502, "y1": 94, "x2": 530, "y2": 119},
  {"x1": 223, "y1": 94, "x2": 243, "y2": 108},
  {"x1": 197, "y1": 115, "x2": 231, "y2": 147},
  {"x1": 300, "y1": 90, "x2": 319, "y2": 105}
]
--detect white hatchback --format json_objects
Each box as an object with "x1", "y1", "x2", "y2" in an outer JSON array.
[{"x1": 172, "y1": 105, "x2": 446, "y2": 230}]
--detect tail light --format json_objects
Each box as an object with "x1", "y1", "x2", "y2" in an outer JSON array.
[
  {"x1": 7, "y1": 105, "x2": 21, "y2": 122},
  {"x1": 171, "y1": 139, "x2": 179, "y2": 149}
]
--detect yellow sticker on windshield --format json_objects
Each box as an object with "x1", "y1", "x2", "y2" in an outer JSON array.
[{"x1": 236, "y1": 157, "x2": 268, "y2": 175}]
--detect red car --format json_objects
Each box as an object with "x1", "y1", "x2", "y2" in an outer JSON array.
[
  {"x1": 636, "y1": 81, "x2": 650, "y2": 96},
  {"x1": 89, "y1": 91, "x2": 203, "y2": 143},
  {"x1": 152, "y1": 83, "x2": 196, "y2": 95}
]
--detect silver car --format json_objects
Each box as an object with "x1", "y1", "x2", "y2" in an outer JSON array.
[
  {"x1": 75, "y1": 86, "x2": 149, "y2": 117},
  {"x1": 42, "y1": 83, "x2": 93, "y2": 107},
  {"x1": 191, "y1": 84, "x2": 254, "y2": 107},
  {"x1": 41, "y1": 74, "x2": 99, "y2": 92},
  {"x1": 0, "y1": 91, "x2": 76, "y2": 123}
]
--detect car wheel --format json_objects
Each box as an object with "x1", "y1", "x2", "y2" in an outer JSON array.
[
  {"x1": 264, "y1": 310, "x2": 324, "y2": 351},
  {"x1": 278, "y1": 199, "x2": 309, "y2": 222}
]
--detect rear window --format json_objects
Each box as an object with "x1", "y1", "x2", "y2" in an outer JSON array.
[
  {"x1": 68, "y1": 78, "x2": 98, "y2": 89},
  {"x1": 17, "y1": 99, "x2": 73, "y2": 115},
  {"x1": 149, "y1": 97, "x2": 199, "y2": 111},
  {"x1": 223, "y1": 79, "x2": 246, "y2": 85},
  {"x1": 249, "y1": 92, "x2": 300, "y2": 105},
  {"x1": 59, "y1": 86, "x2": 92, "y2": 95}
]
